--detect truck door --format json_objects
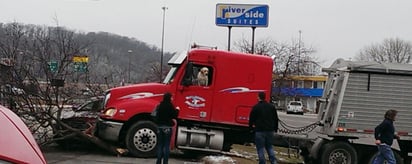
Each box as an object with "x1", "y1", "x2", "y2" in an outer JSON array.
[{"x1": 175, "y1": 63, "x2": 214, "y2": 122}]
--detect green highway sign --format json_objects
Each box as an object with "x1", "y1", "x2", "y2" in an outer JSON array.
[
  {"x1": 74, "y1": 62, "x2": 88, "y2": 72},
  {"x1": 49, "y1": 61, "x2": 58, "y2": 73}
]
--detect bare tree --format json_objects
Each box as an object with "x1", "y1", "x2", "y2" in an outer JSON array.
[
  {"x1": 355, "y1": 38, "x2": 412, "y2": 63},
  {"x1": 0, "y1": 22, "x2": 125, "y2": 155},
  {"x1": 143, "y1": 62, "x2": 171, "y2": 83},
  {"x1": 234, "y1": 37, "x2": 276, "y2": 55}
]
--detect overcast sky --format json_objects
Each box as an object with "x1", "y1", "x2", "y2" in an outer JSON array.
[{"x1": 1, "y1": 0, "x2": 412, "y2": 66}]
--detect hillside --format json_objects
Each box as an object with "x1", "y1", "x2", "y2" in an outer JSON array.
[{"x1": 0, "y1": 22, "x2": 173, "y2": 85}]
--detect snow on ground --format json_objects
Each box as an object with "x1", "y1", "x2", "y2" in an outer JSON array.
[
  {"x1": 199, "y1": 144, "x2": 303, "y2": 164},
  {"x1": 201, "y1": 155, "x2": 236, "y2": 164}
]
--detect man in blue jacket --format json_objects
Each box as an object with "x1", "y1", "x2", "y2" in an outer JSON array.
[
  {"x1": 373, "y1": 109, "x2": 399, "y2": 164},
  {"x1": 249, "y1": 92, "x2": 279, "y2": 164}
]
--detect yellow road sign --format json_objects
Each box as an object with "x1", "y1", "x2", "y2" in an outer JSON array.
[{"x1": 72, "y1": 56, "x2": 89, "y2": 63}]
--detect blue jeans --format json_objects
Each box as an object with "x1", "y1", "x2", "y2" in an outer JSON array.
[
  {"x1": 373, "y1": 144, "x2": 396, "y2": 164},
  {"x1": 156, "y1": 127, "x2": 172, "y2": 164},
  {"x1": 255, "y1": 131, "x2": 277, "y2": 164}
]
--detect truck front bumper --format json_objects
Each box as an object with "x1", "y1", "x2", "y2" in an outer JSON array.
[{"x1": 95, "y1": 118, "x2": 123, "y2": 142}]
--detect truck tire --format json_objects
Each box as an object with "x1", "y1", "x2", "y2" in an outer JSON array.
[
  {"x1": 320, "y1": 141, "x2": 358, "y2": 164},
  {"x1": 125, "y1": 121, "x2": 158, "y2": 157},
  {"x1": 367, "y1": 150, "x2": 403, "y2": 164}
]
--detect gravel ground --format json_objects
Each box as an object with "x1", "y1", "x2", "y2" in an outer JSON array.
[
  {"x1": 43, "y1": 142, "x2": 303, "y2": 164},
  {"x1": 201, "y1": 144, "x2": 303, "y2": 164}
]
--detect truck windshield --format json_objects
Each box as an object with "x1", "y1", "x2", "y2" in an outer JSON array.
[{"x1": 163, "y1": 65, "x2": 179, "y2": 84}]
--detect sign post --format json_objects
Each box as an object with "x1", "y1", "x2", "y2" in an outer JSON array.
[{"x1": 216, "y1": 4, "x2": 269, "y2": 53}]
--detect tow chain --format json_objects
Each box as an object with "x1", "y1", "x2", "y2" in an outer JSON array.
[{"x1": 278, "y1": 119, "x2": 319, "y2": 135}]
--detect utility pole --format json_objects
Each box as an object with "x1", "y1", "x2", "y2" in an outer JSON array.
[
  {"x1": 127, "y1": 50, "x2": 132, "y2": 83},
  {"x1": 160, "y1": 6, "x2": 167, "y2": 82},
  {"x1": 298, "y1": 30, "x2": 302, "y2": 75}
]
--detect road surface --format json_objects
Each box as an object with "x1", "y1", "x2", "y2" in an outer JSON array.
[
  {"x1": 44, "y1": 111, "x2": 318, "y2": 163},
  {"x1": 278, "y1": 111, "x2": 318, "y2": 127},
  {"x1": 44, "y1": 145, "x2": 202, "y2": 164}
]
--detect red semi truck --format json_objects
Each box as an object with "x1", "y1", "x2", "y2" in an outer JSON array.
[
  {"x1": 96, "y1": 48, "x2": 412, "y2": 163},
  {"x1": 96, "y1": 48, "x2": 273, "y2": 157}
]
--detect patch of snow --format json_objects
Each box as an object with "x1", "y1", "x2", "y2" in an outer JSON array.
[
  {"x1": 227, "y1": 150, "x2": 255, "y2": 159},
  {"x1": 202, "y1": 155, "x2": 236, "y2": 163}
]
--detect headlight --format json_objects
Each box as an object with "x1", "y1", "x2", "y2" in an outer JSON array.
[{"x1": 104, "y1": 108, "x2": 117, "y2": 117}]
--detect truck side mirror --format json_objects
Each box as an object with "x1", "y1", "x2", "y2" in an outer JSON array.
[{"x1": 182, "y1": 62, "x2": 194, "y2": 86}]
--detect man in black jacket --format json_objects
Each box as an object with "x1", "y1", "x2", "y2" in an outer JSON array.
[
  {"x1": 373, "y1": 109, "x2": 399, "y2": 164},
  {"x1": 249, "y1": 92, "x2": 279, "y2": 164}
]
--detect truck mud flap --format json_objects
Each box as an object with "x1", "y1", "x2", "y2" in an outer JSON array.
[{"x1": 310, "y1": 138, "x2": 326, "y2": 159}]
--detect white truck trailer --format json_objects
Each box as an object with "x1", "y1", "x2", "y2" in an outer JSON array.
[{"x1": 279, "y1": 59, "x2": 412, "y2": 164}]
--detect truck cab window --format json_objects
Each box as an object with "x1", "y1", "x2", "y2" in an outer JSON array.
[
  {"x1": 195, "y1": 66, "x2": 211, "y2": 86},
  {"x1": 182, "y1": 65, "x2": 213, "y2": 87},
  {"x1": 195, "y1": 65, "x2": 213, "y2": 86}
]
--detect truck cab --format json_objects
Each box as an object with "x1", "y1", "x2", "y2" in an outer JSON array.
[{"x1": 96, "y1": 48, "x2": 273, "y2": 157}]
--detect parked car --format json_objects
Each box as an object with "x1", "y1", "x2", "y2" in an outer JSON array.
[
  {"x1": 0, "y1": 105, "x2": 47, "y2": 164},
  {"x1": 286, "y1": 101, "x2": 304, "y2": 115},
  {"x1": 54, "y1": 96, "x2": 103, "y2": 146}
]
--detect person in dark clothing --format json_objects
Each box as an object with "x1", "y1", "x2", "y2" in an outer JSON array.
[
  {"x1": 155, "y1": 92, "x2": 179, "y2": 164},
  {"x1": 249, "y1": 92, "x2": 279, "y2": 164},
  {"x1": 373, "y1": 109, "x2": 399, "y2": 164}
]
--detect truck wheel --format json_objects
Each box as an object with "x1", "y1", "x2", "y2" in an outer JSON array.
[
  {"x1": 367, "y1": 151, "x2": 403, "y2": 164},
  {"x1": 125, "y1": 121, "x2": 158, "y2": 157},
  {"x1": 320, "y1": 141, "x2": 358, "y2": 164}
]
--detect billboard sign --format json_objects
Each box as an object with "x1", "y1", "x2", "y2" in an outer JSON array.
[{"x1": 216, "y1": 4, "x2": 269, "y2": 27}]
